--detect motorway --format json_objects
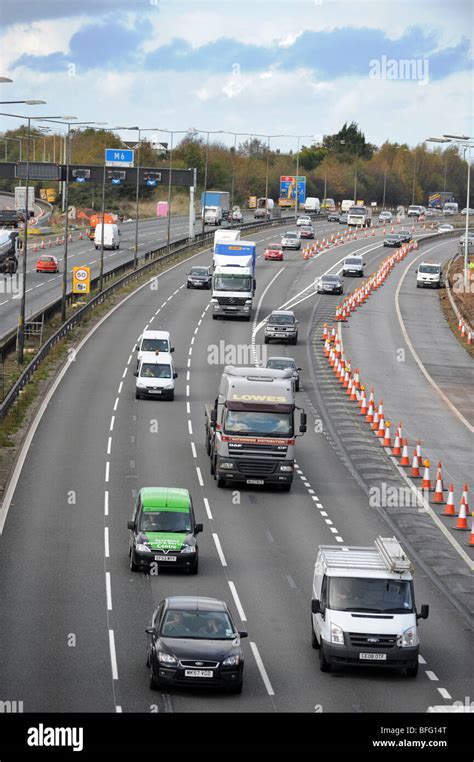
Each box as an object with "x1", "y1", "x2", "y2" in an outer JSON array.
[{"x1": 0, "y1": 218, "x2": 472, "y2": 713}]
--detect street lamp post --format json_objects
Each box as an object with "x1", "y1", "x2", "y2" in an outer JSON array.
[
  {"x1": 201, "y1": 131, "x2": 210, "y2": 237},
  {"x1": 412, "y1": 151, "x2": 417, "y2": 205},
  {"x1": 382, "y1": 165, "x2": 388, "y2": 210}
]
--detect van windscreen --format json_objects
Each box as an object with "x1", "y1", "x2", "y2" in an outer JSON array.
[{"x1": 328, "y1": 577, "x2": 414, "y2": 613}]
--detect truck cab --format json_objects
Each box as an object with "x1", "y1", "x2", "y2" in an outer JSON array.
[
  {"x1": 211, "y1": 266, "x2": 254, "y2": 320},
  {"x1": 347, "y1": 205, "x2": 372, "y2": 227},
  {"x1": 311, "y1": 537, "x2": 429, "y2": 676}
]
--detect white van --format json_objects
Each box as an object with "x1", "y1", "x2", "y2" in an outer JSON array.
[
  {"x1": 311, "y1": 537, "x2": 429, "y2": 676},
  {"x1": 135, "y1": 330, "x2": 174, "y2": 369},
  {"x1": 134, "y1": 351, "x2": 177, "y2": 400},
  {"x1": 341, "y1": 199, "x2": 355, "y2": 213},
  {"x1": 443, "y1": 202, "x2": 458, "y2": 215},
  {"x1": 304, "y1": 197, "x2": 320, "y2": 214},
  {"x1": 342, "y1": 255, "x2": 365, "y2": 277},
  {"x1": 203, "y1": 206, "x2": 222, "y2": 226},
  {"x1": 95, "y1": 223, "x2": 121, "y2": 250},
  {"x1": 416, "y1": 262, "x2": 442, "y2": 288}
]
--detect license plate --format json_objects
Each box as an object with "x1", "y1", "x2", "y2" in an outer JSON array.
[
  {"x1": 226, "y1": 307, "x2": 237, "y2": 311},
  {"x1": 148, "y1": 389, "x2": 162, "y2": 394},
  {"x1": 359, "y1": 652, "x2": 387, "y2": 661},
  {"x1": 247, "y1": 479, "x2": 264, "y2": 485},
  {"x1": 154, "y1": 555, "x2": 177, "y2": 562},
  {"x1": 184, "y1": 669, "x2": 213, "y2": 678}
]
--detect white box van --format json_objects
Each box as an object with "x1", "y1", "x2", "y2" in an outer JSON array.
[
  {"x1": 203, "y1": 206, "x2": 222, "y2": 226},
  {"x1": 342, "y1": 255, "x2": 365, "y2": 277},
  {"x1": 135, "y1": 330, "x2": 174, "y2": 369},
  {"x1": 311, "y1": 536, "x2": 429, "y2": 676},
  {"x1": 304, "y1": 197, "x2": 320, "y2": 214},
  {"x1": 94, "y1": 223, "x2": 121, "y2": 250},
  {"x1": 134, "y1": 351, "x2": 177, "y2": 400},
  {"x1": 416, "y1": 262, "x2": 442, "y2": 288},
  {"x1": 443, "y1": 202, "x2": 458, "y2": 215},
  {"x1": 341, "y1": 199, "x2": 355, "y2": 213}
]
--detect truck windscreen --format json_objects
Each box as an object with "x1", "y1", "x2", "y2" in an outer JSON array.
[
  {"x1": 214, "y1": 275, "x2": 252, "y2": 292},
  {"x1": 328, "y1": 577, "x2": 414, "y2": 613},
  {"x1": 224, "y1": 410, "x2": 294, "y2": 437}
]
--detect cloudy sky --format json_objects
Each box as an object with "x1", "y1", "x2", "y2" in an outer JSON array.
[{"x1": 0, "y1": 0, "x2": 472, "y2": 151}]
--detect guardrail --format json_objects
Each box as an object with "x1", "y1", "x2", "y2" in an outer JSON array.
[{"x1": 0, "y1": 215, "x2": 298, "y2": 419}]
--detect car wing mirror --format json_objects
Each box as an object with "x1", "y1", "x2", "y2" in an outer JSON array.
[
  {"x1": 145, "y1": 626, "x2": 155, "y2": 636},
  {"x1": 173, "y1": 372, "x2": 178, "y2": 379},
  {"x1": 195, "y1": 523, "x2": 203, "y2": 534},
  {"x1": 239, "y1": 630, "x2": 248, "y2": 639},
  {"x1": 417, "y1": 604, "x2": 429, "y2": 620},
  {"x1": 170, "y1": 347, "x2": 175, "y2": 353},
  {"x1": 127, "y1": 521, "x2": 135, "y2": 530},
  {"x1": 311, "y1": 599, "x2": 321, "y2": 614}
]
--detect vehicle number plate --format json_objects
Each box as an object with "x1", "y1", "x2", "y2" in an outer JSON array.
[
  {"x1": 247, "y1": 479, "x2": 264, "y2": 485},
  {"x1": 149, "y1": 389, "x2": 162, "y2": 394},
  {"x1": 226, "y1": 307, "x2": 237, "y2": 311},
  {"x1": 184, "y1": 669, "x2": 213, "y2": 678},
  {"x1": 359, "y1": 652, "x2": 387, "y2": 660},
  {"x1": 154, "y1": 555, "x2": 177, "y2": 562}
]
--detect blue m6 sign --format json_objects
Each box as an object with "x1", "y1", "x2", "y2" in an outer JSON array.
[{"x1": 105, "y1": 148, "x2": 135, "y2": 168}]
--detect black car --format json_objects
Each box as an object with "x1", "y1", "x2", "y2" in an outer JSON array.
[
  {"x1": 327, "y1": 212, "x2": 340, "y2": 222},
  {"x1": 187, "y1": 265, "x2": 212, "y2": 289},
  {"x1": 317, "y1": 274, "x2": 344, "y2": 294},
  {"x1": 146, "y1": 596, "x2": 247, "y2": 693},
  {"x1": 298, "y1": 225, "x2": 314, "y2": 239},
  {"x1": 384, "y1": 234, "x2": 403, "y2": 247},
  {"x1": 397, "y1": 230, "x2": 413, "y2": 243}
]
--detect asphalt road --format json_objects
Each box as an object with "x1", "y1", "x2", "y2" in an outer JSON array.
[{"x1": 0, "y1": 219, "x2": 472, "y2": 714}]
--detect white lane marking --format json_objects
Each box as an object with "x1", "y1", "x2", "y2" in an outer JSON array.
[
  {"x1": 190, "y1": 336, "x2": 195, "y2": 345},
  {"x1": 186, "y1": 371, "x2": 190, "y2": 381},
  {"x1": 307, "y1": 489, "x2": 315, "y2": 494},
  {"x1": 335, "y1": 536, "x2": 344, "y2": 542},
  {"x1": 197, "y1": 319, "x2": 202, "y2": 326},
  {"x1": 113, "y1": 397, "x2": 119, "y2": 411},
  {"x1": 105, "y1": 462, "x2": 110, "y2": 482},
  {"x1": 426, "y1": 671, "x2": 439, "y2": 681},
  {"x1": 173, "y1": 288, "x2": 179, "y2": 295},
  {"x1": 437, "y1": 687, "x2": 452, "y2": 699},
  {"x1": 106, "y1": 572, "x2": 112, "y2": 609},
  {"x1": 186, "y1": 402, "x2": 190, "y2": 414},
  {"x1": 250, "y1": 642, "x2": 275, "y2": 696},
  {"x1": 315, "y1": 502, "x2": 323, "y2": 508},
  {"x1": 118, "y1": 382, "x2": 123, "y2": 394},
  {"x1": 203, "y1": 497, "x2": 213, "y2": 519},
  {"x1": 196, "y1": 466, "x2": 204, "y2": 486},
  {"x1": 188, "y1": 347, "x2": 193, "y2": 356},
  {"x1": 187, "y1": 358, "x2": 191, "y2": 368},
  {"x1": 186, "y1": 385, "x2": 190, "y2": 397},
  {"x1": 105, "y1": 528, "x2": 110, "y2": 558},
  {"x1": 127, "y1": 355, "x2": 133, "y2": 365},
  {"x1": 191, "y1": 442, "x2": 197, "y2": 458},
  {"x1": 324, "y1": 518, "x2": 333, "y2": 525},
  {"x1": 212, "y1": 533, "x2": 227, "y2": 566},
  {"x1": 107, "y1": 437, "x2": 112, "y2": 455},
  {"x1": 330, "y1": 527, "x2": 338, "y2": 534},
  {"x1": 109, "y1": 630, "x2": 119, "y2": 680},
  {"x1": 188, "y1": 420, "x2": 193, "y2": 435},
  {"x1": 194, "y1": 326, "x2": 199, "y2": 334},
  {"x1": 110, "y1": 416, "x2": 115, "y2": 431},
  {"x1": 122, "y1": 368, "x2": 128, "y2": 379},
  {"x1": 104, "y1": 491, "x2": 109, "y2": 516},
  {"x1": 228, "y1": 581, "x2": 247, "y2": 622},
  {"x1": 395, "y1": 242, "x2": 474, "y2": 433},
  {"x1": 320, "y1": 510, "x2": 328, "y2": 517},
  {"x1": 419, "y1": 655, "x2": 427, "y2": 664},
  {"x1": 115, "y1": 706, "x2": 122, "y2": 713}
]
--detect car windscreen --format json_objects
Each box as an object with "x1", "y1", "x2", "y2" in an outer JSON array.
[
  {"x1": 284, "y1": 233, "x2": 297, "y2": 238},
  {"x1": 344, "y1": 259, "x2": 361, "y2": 265},
  {"x1": 161, "y1": 610, "x2": 236, "y2": 640},
  {"x1": 348, "y1": 208, "x2": 364, "y2": 215},
  {"x1": 140, "y1": 363, "x2": 171, "y2": 379},
  {"x1": 418, "y1": 265, "x2": 440, "y2": 274},
  {"x1": 141, "y1": 338, "x2": 169, "y2": 352},
  {"x1": 213, "y1": 274, "x2": 252, "y2": 292},
  {"x1": 322, "y1": 275, "x2": 340, "y2": 282},
  {"x1": 139, "y1": 510, "x2": 191, "y2": 533},
  {"x1": 266, "y1": 359, "x2": 295, "y2": 370},
  {"x1": 269, "y1": 314, "x2": 294, "y2": 324},
  {"x1": 224, "y1": 409, "x2": 294, "y2": 437},
  {"x1": 268, "y1": 245, "x2": 281, "y2": 250},
  {"x1": 190, "y1": 268, "x2": 208, "y2": 276},
  {"x1": 328, "y1": 577, "x2": 414, "y2": 613}
]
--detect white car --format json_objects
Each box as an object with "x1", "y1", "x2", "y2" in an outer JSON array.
[
  {"x1": 134, "y1": 351, "x2": 177, "y2": 400},
  {"x1": 296, "y1": 215, "x2": 312, "y2": 227},
  {"x1": 461, "y1": 208, "x2": 474, "y2": 215},
  {"x1": 281, "y1": 231, "x2": 301, "y2": 249},
  {"x1": 378, "y1": 211, "x2": 393, "y2": 223},
  {"x1": 231, "y1": 208, "x2": 243, "y2": 222},
  {"x1": 437, "y1": 224, "x2": 454, "y2": 233}
]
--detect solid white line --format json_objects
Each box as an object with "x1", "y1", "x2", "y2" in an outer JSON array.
[
  {"x1": 228, "y1": 581, "x2": 247, "y2": 621},
  {"x1": 106, "y1": 571, "x2": 112, "y2": 609},
  {"x1": 188, "y1": 420, "x2": 193, "y2": 435},
  {"x1": 212, "y1": 533, "x2": 227, "y2": 566},
  {"x1": 250, "y1": 641, "x2": 275, "y2": 696},
  {"x1": 113, "y1": 397, "x2": 119, "y2": 411},
  {"x1": 107, "y1": 437, "x2": 112, "y2": 455},
  {"x1": 437, "y1": 687, "x2": 452, "y2": 700},
  {"x1": 109, "y1": 630, "x2": 119, "y2": 680},
  {"x1": 196, "y1": 466, "x2": 204, "y2": 486},
  {"x1": 203, "y1": 497, "x2": 213, "y2": 519},
  {"x1": 104, "y1": 527, "x2": 110, "y2": 558},
  {"x1": 426, "y1": 671, "x2": 439, "y2": 681},
  {"x1": 110, "y1": 416, "x2": 115, "y2": 431},
  {"x1": 105, "y1": 462, "x2": 110, "y2": 482},
  {"x1": 395, "y1": 242, "x2": 473, "y2": 433},
  {"x1": 191, "y1": 442, "x2": 197, "y2": 458},
  {"x1": 104, "y1": 491, "x2": 109, "y2": 516}
]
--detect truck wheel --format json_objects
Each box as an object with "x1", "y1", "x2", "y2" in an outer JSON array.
[
  {"x1": 206, "y1": 435, "x2": 211, "y2": 456},
  {"x1": 319, "y1": 643, "x2": 331, "y2": 672},
  {"x1": 295, "y1": 380, "x2": 300, "y2": 391},
  {"x1": 264, "y1": 337, "x2": 269, "y2": 344},
  {"x1": 216, "y1": 477, "x2": 226, "y2": 488},
  {"x1": 406, "y1": 662, "x2": 419, "y2": 678},
  {"x1": 311, "y1": 621, "x2": 319, "y2": 650}
]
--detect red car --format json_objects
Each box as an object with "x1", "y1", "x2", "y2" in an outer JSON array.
[
  {"x1": 264, "y1": 244, "x2": 284, "y2": 261},
  {"x1": 36, "y1": 255, "x2": 59, "y2": 273}
]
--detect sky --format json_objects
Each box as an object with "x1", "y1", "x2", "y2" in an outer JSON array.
[{"x1": 0, "y1": 0, "x2": 473, "y2": 152}]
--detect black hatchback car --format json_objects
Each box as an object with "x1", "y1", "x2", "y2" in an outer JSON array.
[
  {"x1": 384, "y1": 234, "x2": 403, "y2": 247},
  {"x1": 187, "y1": 266, "x2": 212, "y2": 289},
  {"x1": 317, "y1": 274, "x2": 344, "y2": 294},
  {"x1": 146, "y1": 596, "x2": 247, "y2": 694}
]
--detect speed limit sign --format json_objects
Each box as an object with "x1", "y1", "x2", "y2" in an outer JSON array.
[{"x1": 73, "y1": 266, "x2": 91, "y2": 294}]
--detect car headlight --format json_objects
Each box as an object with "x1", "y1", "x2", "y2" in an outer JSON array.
[
  {"x1": 181, "y1": 544, "x2": 196, "y2": 554},
  {"x1": 163, "y1": 383, "x2": 174, "y2": 389},
  {"x1": 158, "y1": 651, "x2": 178, "y2": 665},
  {"x1": 136, "y1": 543, "x2": 151, "y2": 553},
  {"x1": 137, "y1": 382, "x2": 146, "y2": 388},
  {"x1": 222, "y1": 654, "x2": 240, "y2": 666},
  {"x1": 330, "y1": 623, "x2": 344, "y2": 644},
  {"x1": 401, "y1": 626, "x2": 417, "y2": 648},
  {"x1": 211, "y1": 298, "x2": 218, "y2": 304},
  {"x1": 219, "y1": 461, "x2": 235, "y2": 470},
  {"x1": 279, "y1": 464, "x2": 294, "y2": 472},
  {"x1": 245, "y1": 299, "x2": 252, "y2": 304}
]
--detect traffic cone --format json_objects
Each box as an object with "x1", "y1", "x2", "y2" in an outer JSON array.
[
  {"x1": 350, "y1": 378, "x2": 358, "y2": 401},
  {"x1": 359, "y1": 388, "x2": 367, "y2": 414},
  {"x1": 433, "y1": 475, "x2": 444, "y2": 504},
  {"x1": 410, "y1": 450, "x2": 420, "y2": 477},
  {"x1": 453, "y1": 501, "x2": 469, "y2": 531},
  {"x1": 442, "y1": 484, "x2": 456, "y2": 516},
  {"x1": 330, "y1": 327, "x2": 336, "y2": 344},
  {"x1": 48, "y1": 238, "x2": 52, "y2": 248},
  {"x1": 400, "y1": 439, "x2": 410, "y2": 466},
  {"x1": 382, "y1": 421, "x2": 391, "y2": 447},
  {"x1": 436, "y1": 462, "x2": 444, "y2": 491},
  {"x1": 421, "y1": 461, "x2": 432, "y2": 490},
  {"x1": 371, "y1": 407, "x2": 380, "y2": 431},
  {"x1": 346, "y1": 374, "x2": 353, "y2": 394},
  {"x1": 323, "y1": 339, "x2": 330, "y2": 357},
  {"x1": 468, "y1": 515, "x2": 474, "y2": 546},
  {"x1": 79, "y1": 231, "x2": 83, "y2": 239},
  {"x1": 416, "y1": 440, "x2": 422, "y2": 463},
  {"x1": 33, "y1": 241, "x2": 38, "y2": 253},
  {"x1": 377, "y1": 400, "x2": 384, "y2": 419},
  {"x1": 40, "y1": 239, "x2": 45, "y2": 249},
  {"x1": 353, "y1": 368, "x2": 360, "y2": 389},
  {"x1": 377, "y1": 414, "x2": 385, "y2": 438},
  {"x1": 365, "y1": 399, "x2": 374, "y2": 422},
  {"x1": 460, "y1": 484, "x2": 469, "y2": 514},
  {"x1": 392, "y1": 431, "x2": 401, "y2": 456}
]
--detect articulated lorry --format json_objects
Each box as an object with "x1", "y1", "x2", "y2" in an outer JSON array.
[
  {"x1": 205, "y1": 366, "x2": 307, "y2": 490},
  {"x1": 211, "y1": 241, "x2": 256, "y2": 319},
  {"x1": 201, "y1": 191, "x2": 230, "y2": 224}
]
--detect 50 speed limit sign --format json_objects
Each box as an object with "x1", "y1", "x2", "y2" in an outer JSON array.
[{"x1": 73, "y1": 266, "x2": 91, "y2": 294}]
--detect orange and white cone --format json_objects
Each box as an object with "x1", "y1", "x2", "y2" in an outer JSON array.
[
  {"x1": 410, "y1": 450, "x2": 420, "y2": 478},
  {"x1": 371, "y1": 408, "x2": 380, "y2": 431},
  {"x1": 433, "y1": 475, "x2": 444, "y2": 503},
  {"x1": 416, "y1": 440, "x2": 422, "y2": 463},
  {"x1": 40, "y1": 239, "x2": 45, "y2": 249},
  {"x1": 377, "y1": 400, "x2": 384, "y2": 419},
  {"x1": 377, "y1": 414, "x2": 385, "y2": 438},
  {"x1": 365, "y1": 400, "x2": 374, "y2": 423},
  {"x1": 33, "y1": 241, "x2": 38, "y2": 253},
  {"x1": 453, "y1": 501, "x2": 469, "y2": 531},
  {"x1": 382, "y1": 421, "x2": 392, "y2": 447},
  {"x1": 350, "y1": 380, "x2": 357, "y2": 401},
  {"x1": 460, "y1": 484, "x2": 469, "y2": 514},
  {"x1": 421, "y1": 461, "x2": 431, "y2": 490},
  {"x1": 400, "y1": 439, "x2": 410, "y2": 466},
  {"x1": 442, "y1": 484, "x2": 456, "y2": 516},
  {"x1": 324, "y1": 339, "x2": 330, "y2": 357},
  {"x1": 359, "y1": 389, "x2": 367, "y2": 415},
  {"x1": 468, "y1": 515, "x2": 474, "y2": 546},
  {"x1": 353, "y1": 368, "x2": 360, "y2": 389},
  {"x1": 322, "y1": 323, "x2": 328, "y2": 341},
  {"x1": 392, "y1": 431, "x2": 401, "y2": 456},
  {"x1": 346, "y1": 375, "x2": 353, "y2": 395}
]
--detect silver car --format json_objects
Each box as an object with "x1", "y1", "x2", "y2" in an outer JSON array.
[
  {"x1": 265, "y1": 356, "x2": 301, "y2": 391},
  {"x1": 281, "y1": 231, "x2": 301, "y2": 250}
]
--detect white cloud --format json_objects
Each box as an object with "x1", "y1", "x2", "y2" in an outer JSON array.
[{"x1": 0, "y1": 17, "x2": 85, "y2": 69}]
